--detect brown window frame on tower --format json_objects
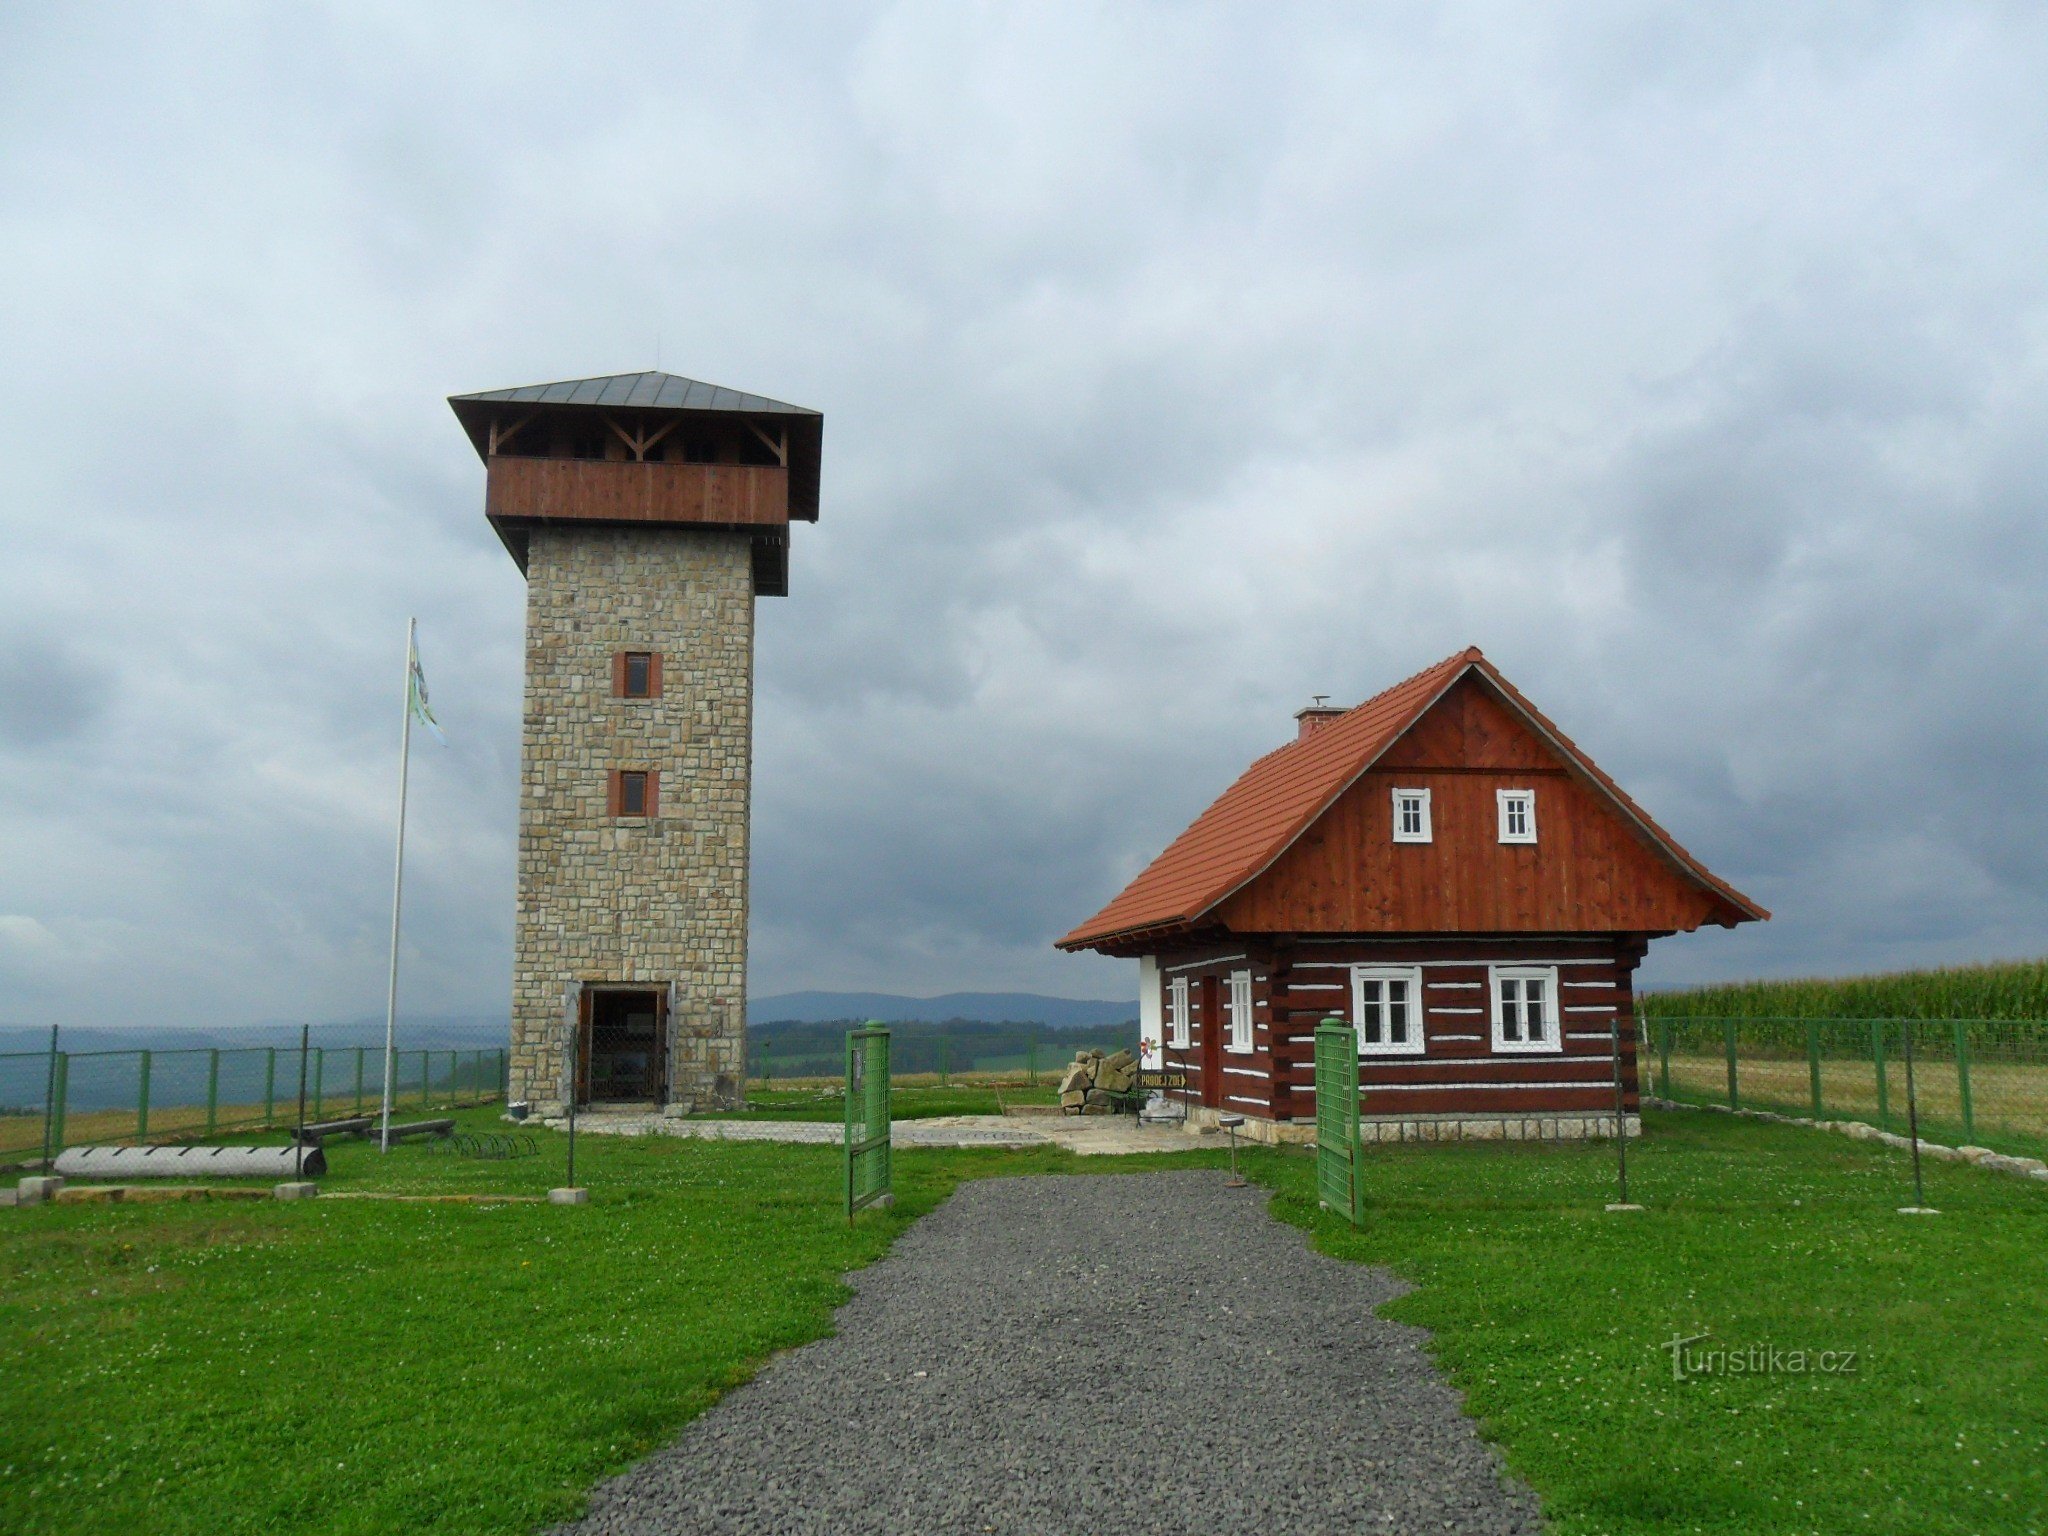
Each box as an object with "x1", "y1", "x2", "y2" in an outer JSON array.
[
  {"x1": 609, "y1": 768, "x2": 659, "y2": 819},
  {"x1": 614, "y1": 651, "x2": 663, "y2": 699}
]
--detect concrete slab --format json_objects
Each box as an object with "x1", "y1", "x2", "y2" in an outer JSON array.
[{"x1": 541, "y1": 1112, "x2": 1210, "y2": 1156}]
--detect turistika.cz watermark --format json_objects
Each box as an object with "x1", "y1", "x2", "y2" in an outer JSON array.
[{"x1": 1661, "y1": 1331, "x2": 1860, "y2": 1382}]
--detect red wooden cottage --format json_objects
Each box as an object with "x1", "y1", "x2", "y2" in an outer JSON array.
[{"x1": 1057, "y1": 647, "x2": 1766, "y2": 1143}]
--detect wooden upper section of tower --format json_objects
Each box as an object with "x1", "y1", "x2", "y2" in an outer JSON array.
[{"x1": 448, "y1": 371, "x2": 822, "y2": 596}]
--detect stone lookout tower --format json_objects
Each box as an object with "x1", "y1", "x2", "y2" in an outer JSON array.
[{"x1": 449, "y1": 372, "x2": 822, "y2": 1115}]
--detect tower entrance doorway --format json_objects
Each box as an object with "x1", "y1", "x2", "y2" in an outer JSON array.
[{"x1": 578, "y1": 987, "x2": 667, "y2": 1105}]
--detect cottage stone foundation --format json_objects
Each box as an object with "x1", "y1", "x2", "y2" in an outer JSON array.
[
  {"x1": 1178, "y1": 1103, "x2": 1641, "y2": 1146},
  {"x1": 509, "y1": 525, "x2": 756, "y2": 1117}
]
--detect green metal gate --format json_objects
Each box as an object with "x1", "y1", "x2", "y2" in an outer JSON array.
[
  {"x1": 844, "y1": 1024, "x2": 892, "y2": 1221},
  {"x1": 1315, "y1": 1016, "x2": 1363, "y2": 1227}
]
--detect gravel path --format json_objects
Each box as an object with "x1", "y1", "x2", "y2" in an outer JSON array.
[{"x1": 553, "y1": 1171, "x2": 1541, "y2": 1535}]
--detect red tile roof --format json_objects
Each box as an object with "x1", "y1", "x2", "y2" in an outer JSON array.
[{"x1": 1056, "y1": 646, "x2": 1766, "y2": 950}]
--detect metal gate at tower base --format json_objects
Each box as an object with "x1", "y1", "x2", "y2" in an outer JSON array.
[
  {"x1": 1315, "y1": 1017, "x2": 1364, "y2": 1227},
  {"x1": 844, "y1": 1024, "x2": 892, "y2": 1221}
]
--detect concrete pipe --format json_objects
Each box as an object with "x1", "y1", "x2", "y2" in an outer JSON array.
[{"x1": 53, "y1": 1144, "x2": 327, "y2": 1179}]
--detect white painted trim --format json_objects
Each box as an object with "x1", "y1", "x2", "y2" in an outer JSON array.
[
  {"x1": 1428, "y1": 981, "x2": 1483, "y2": 990},
  {"x1": 1164, "y1": 954, "x2": 1248, "y2": 974},
  {"x1": 1566, "y1": 1031, "x2": 1618, "y2": 1041},
  {"x1": 1224, "y1": 1066, "x2": 1270, "y2": 1080},
  {"x1": 1369, "y1": 1078, "x2": 1617, "y2": 1092},
  {"x1": 1490, "y1": 965, "x2": 1564, "y2": 1054},
  {"x1": 1290, "y1": 982, "x2": 1345, "y2": 991},
  {"x1": 1224, "y1": 970, "x2": 1255, "y2": 1054},
  {"x1": 1225, "y1": 1095, "x2": 1267, "y2": 1108},
  {"x1": 1565, "y1": 1005, "x2": 1617, "y2": 1014},
  {"x1": 1168, "y1": 975, "x2": 1191, "y2": 1051},
  {"x1": 1431, "y1": 1007, "x2": 1484, "y2": 1016},
  {"x1": 1295, "y1": 957, "x2": 1614, "y2": 970},
  {"x1": 1299, "y1": 937, "x2": 1616, "y2": 949},
  {"x1": 1563, "y1": 981, "x2": 1615, "y2": 990},
  {"x1": 1433, "y1": 1033, "x2": 1484, "y2": 1041},
  {"x1": 1350, "y1": 965, "x2": 1425, "y2": 1057},
  {"x1": 1138, "y1": 955, "x2": 1163, "y2": 1069},
  {"x1": 1343, "y1": 1055, "x2": 1611, "y2": 1070},
  {"x1": 1391, "y1": 786, "x2": 1433, "y2": 843},
  {"x1": 1497, "y1": 787, "x2": 1537, "y2": 843},
  {"x1": 1284, "y1": 1034, "x2": 1317, "y2": 1043}
]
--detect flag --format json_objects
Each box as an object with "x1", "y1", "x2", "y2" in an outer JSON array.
[{"x1": 408, "y1": 640, "x2": 447, "y2": 745}]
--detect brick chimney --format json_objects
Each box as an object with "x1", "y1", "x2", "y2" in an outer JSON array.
[{"x1": 1294, "y1": 697, "x2": 1345, "y2": 740}]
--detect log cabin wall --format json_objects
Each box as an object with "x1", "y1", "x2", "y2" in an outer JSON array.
[
  {"x1": 1153, "y1": 936, "x2": 1642, "y2": 1128},
  {"x1": 1214, "y1": 676, "x2": 1725, "y2": 935},
  {"x1": 1263, "y1": 936, "x2": 1643, "y2": 1123},
  {"x1": 1153, "y1": 945, "x2": 1286, "y2": 1118}
]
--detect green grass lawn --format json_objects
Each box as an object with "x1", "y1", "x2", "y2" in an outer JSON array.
[
  {"x1": 0, "y1": 1110, "x2": 1208, "y2": 1536},
  {"x1": 3, "y1": 1107, "x2": 2043, "y2": 1535},
  {"x1": 1249, "y1": 1112, "x2": 2048, "y2": 1536}
]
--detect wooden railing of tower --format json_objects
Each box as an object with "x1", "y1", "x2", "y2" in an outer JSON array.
[{"x1": 485, "y1": 457, "x2": 790, "y2": 529}]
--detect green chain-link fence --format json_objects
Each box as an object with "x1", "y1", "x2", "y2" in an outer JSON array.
[
  {"x1": 1647, "y1": 1017, "x2": 2048, "y2": 1158},
  {"x1": 0, "y1": 1034, "x2": 510, "y2": 1171}
]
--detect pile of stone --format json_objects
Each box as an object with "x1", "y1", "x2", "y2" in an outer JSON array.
[{"x1": 1056, "y1": 1048, "x2": 1140, "y2": 1114}]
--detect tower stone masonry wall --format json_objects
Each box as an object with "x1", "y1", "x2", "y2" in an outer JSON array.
[{"x1": 509, "y1": 525, "x2": 756, "y2": 1115}]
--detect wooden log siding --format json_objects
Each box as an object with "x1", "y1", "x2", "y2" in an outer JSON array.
[
  {"x1": 1155, "y1": 957, "x2": 1289, "y2": 1114},
  {"x1": 1254, "y1": 940, "x2": 1640, "y2": 1121},
  {"x1": 486, "y1": 456, "x2": 790, "y2": 529}
]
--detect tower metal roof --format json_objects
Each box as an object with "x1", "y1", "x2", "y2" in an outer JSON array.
[{"x1": 449, "y1": 371, "x2": 819, "y2": 415}]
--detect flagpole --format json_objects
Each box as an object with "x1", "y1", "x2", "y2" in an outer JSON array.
[{"x1": 379, "y1": 617, "x2": 417, "y2": 1154}]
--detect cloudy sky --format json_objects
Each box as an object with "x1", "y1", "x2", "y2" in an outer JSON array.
[{"x1": 4, "y1": 3, "x2": 2046, "y2": 1029}]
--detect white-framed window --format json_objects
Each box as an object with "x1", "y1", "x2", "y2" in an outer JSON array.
[
  {"x1": 1391, "y1": 786, "x2": 1432, "y2": 843},
  {"x1": 1351, "y1": 966, "x2": 1425, "y2": 1056},
  {"x1": 1497, "y1": 788, "x2": 1536, "y2": 844},
  {"x1": 1491, "y1": 965, "x2": 1560, "y2": 1053},
  {"x1": 1224, "y1": 970, "x2": 1254, "y2": 1054},
  {"x1": 1168, "y1": 975, "x2": 1191, "y2": 1050}
]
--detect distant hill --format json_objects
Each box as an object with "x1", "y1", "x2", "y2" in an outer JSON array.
[{"x1": 747, "y1": 991, "x2": 1135, "y2": 1028}]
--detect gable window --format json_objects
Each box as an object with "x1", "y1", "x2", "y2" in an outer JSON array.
[
  {"x1": 1391, "y1": 787, "x2": 1432, "y2": 843},
  {"x1": 615, "y1": 651, "x2": 662, "y2": 699},
  {"x1": 1491, "y1": 965, "x2": 1559, "y2": 1053},
  {"x1": 1351, "y1": 966, "x2": 1424, "y2": 1056},
  {"x1": 1168, "y1": 976, "x2": 1190, "y2": 1050},
  {"x1": 1497, "y1": 788, "x2": 1536, "y2": 844},
  {"x1": 610, "y1": 768, "x2": 658, "y2": 818},
  {"x1": 1224, "y1": 970, "x2": 1254, "y2": 1054}
]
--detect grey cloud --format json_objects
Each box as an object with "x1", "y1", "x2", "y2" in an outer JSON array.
[
  {"x1": 5, "y1": 4, "x2": 2048, "y2": 1027},
  {"x1": 0, "y1": 634, "x2": 106, "y2": 749}
]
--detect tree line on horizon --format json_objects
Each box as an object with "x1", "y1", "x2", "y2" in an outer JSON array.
[{"x1": 748, "y1": 1016, "x2": 1139, "y2": 1078}]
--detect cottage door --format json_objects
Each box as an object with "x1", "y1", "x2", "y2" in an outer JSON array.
[{"x1": 1199, "y1": 974, "x2": 1223, "y2": 1108}]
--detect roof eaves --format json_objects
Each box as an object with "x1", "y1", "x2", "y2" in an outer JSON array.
[
  {"x1": 1182, "y1": 653, "x2": 1480, "y2": 927},
  {"x1": 1462, "y1": 656, "x2": 1770, "y2": 922}
]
